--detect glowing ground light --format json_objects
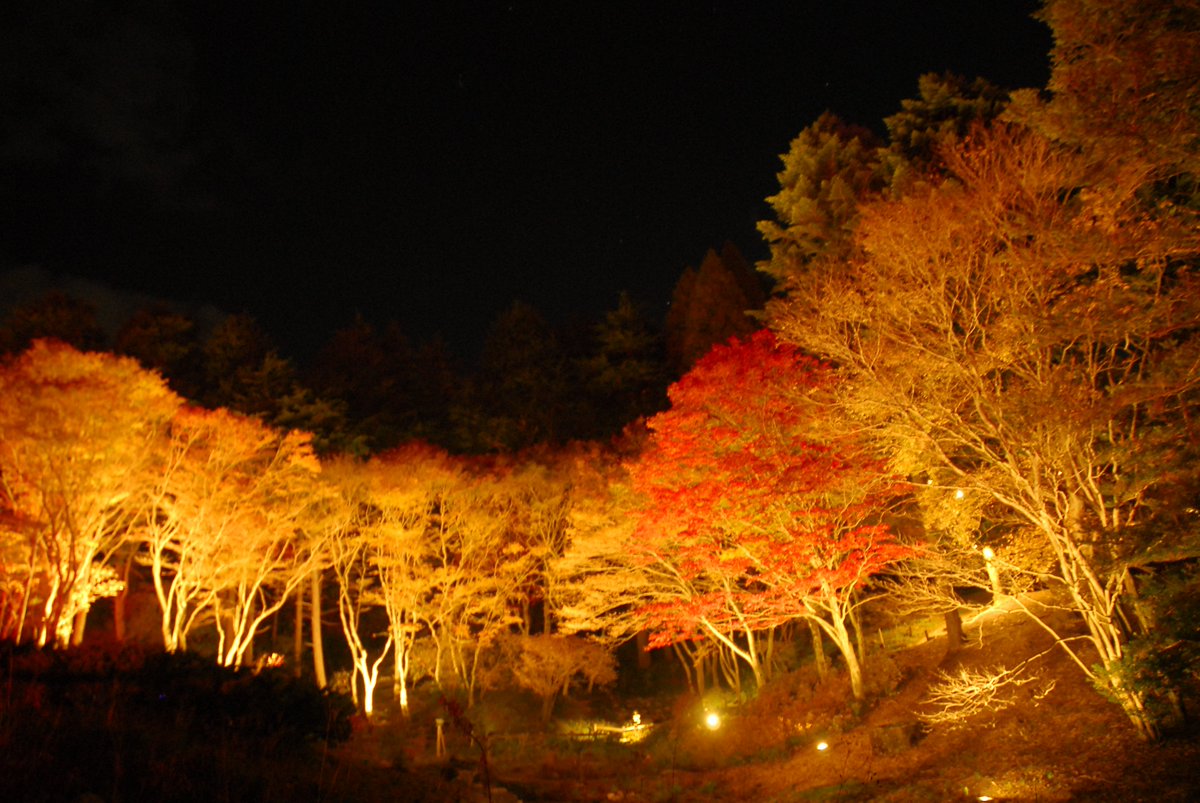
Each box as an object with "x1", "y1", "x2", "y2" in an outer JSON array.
[
  {"x1": 704, "y1": 711, "x2": 721, "y2": 730},
  {"x1": 978, "y1": 797, "x2": 993, "y2": 802},
  {"x1": 816, "y1": 741, "x2": 829, "y2": 752}
]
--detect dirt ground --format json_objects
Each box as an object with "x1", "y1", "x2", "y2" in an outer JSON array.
[
  {"x1": 348, "y1": 595, "x2": 1200, "y2": 802},
  {"x1": 715, "y1": 599, "x2": 1200, "y2": 802}
]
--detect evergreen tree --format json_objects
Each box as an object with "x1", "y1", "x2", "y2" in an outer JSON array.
[
  {"x1": 664, "y1": 242, "x2": 764, "y2": 374},
  {"x1": 456, "y1": 302, "x2": 569, "y2": 452},
  {"x1": 308, "y1": 318, "x2": 460, "y2": 453},
  {"x1": 882, "y1": 72, "x2": 1011, "y2": 191},
  {"x1": 114, "y1": 304, "x2": 203, "y2": 398},
  {"x1": 577, "y1": 292, "x2": 667, "y2": 438},
  {"x1": 758, "y1": 113, "x2": 884, "y2": 287},
  {"x1": 200, "y1": 313, "x2": 350, "y2": 454}
]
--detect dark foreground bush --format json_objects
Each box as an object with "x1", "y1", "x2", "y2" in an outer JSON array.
[
  {"x1": 133, "y1": 649, "x2": 356, "y2": 743},
  {"x1": 0, "y1": 643, "x2": 356, "y2": 803}
]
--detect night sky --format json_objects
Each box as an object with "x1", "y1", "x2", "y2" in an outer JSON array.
[{"x1": 1, "y1": 1, "x2": 1052, "y2": 360}]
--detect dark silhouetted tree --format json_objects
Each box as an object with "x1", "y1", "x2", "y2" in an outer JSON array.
[
  {"x1": 114, "y1": 304, "x2": 203, "y2": 398},
  {"x1": 577, "y1": 292, "x2": 667, "y2": 438},
  {"x1": 0, "y1": 291, "x2": 107, "y2": 355},
  {"x1": 200, "y1": 313, "x2": 350, "y2": 454},
  {"x1": 664, "y1": 242, "x2": 764, "y2": 374},
  {"x1": 457, "y1": 302, "x2": 569, "y2": 452},
  {"x1": 307, "y1": 317, "x2": 458, "y2": 453}
]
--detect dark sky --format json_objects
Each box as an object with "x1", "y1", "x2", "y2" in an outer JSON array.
[{"x1": 1, "y1": 1, "x2": 1051, "y2": 361}]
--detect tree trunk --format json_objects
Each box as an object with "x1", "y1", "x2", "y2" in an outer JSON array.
[
  {"x1": 720, "y1": 645, "x2": 746, "y2": 698},
  {"x1": 1054, "y1": 509, "x2": 1164, "y2": 740},
  {"x1": 985, "y1": 561, "x2": 1003, "y2": 603},
  {"x1": 809, "y1": 619, "x2": 829, "y2": 681},
  {"x1": 113, "y1": 588, "x2": 126, "y2": 644},
  {"x1": 672, "y1": 642, "x2": 697, "y2": 693},
  {"x1": 826, "y1": 614, "x2": 866, "y2": 701},
  {"x1": 14, "y1": 563, "x2": 36, "y2": 645},
  {"x1": 764, "y1": 627, "x2": 776, "y2": 680},
  {"x1": 393, "y1": 626, "x2": 413, "y2": 715},
  {"x1": 398, "y1": 643, "x2": 412, "y2": 710},
  {"x1": 293, "y1": 579, "x2": 304, "y2": 678},
  {"x1": 1119, "y1": 569, "x2": 1152, "y2": 637},
  {"x1": 1109, "y1": 671, "x2": 1163, "y2": 741},
  {"x1": 636, "y1": 629, "x2": 652, "y2": 670},
  {"x1": 844, "y1": 647, "x2": 865, "y2": 702},
  {"x1": 521, "y1": 600, "x2": 532, "y2": 636},
  {"x1": 114, "y1": 551, "x2": 135, "y2": 643},
  {"x1": 851, "y1": 605, "x2": 866, "y2": 675},
  {"x1": 944, "y1": 608, "x2": 965, "y2": 653},
  {"x1": 70, "y1": 607, "x2": 88, "y2": 647},
  {"x1": 310, "y1": 569, "x2": 327, "y2": 689}
]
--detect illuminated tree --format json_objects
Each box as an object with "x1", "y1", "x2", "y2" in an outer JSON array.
[
  {"x1": 761, "y1": 75, "x2": 1014, "y2": 307},
  {"x1": 0, "y1": 291, "x2": 107, "y2": 355},
  {"x1": 0, "y1": 340, "x2": 179, "y2": 646},
  {"x1": 880, "y1": 474, "x2": 1030, "y2": 653},
  {"x1": 140, "y1": 405, "x2": 326, "y2": 666},
  {"x1": 322, "y1": 447, "x2": 444, "y2": 715},
  {"x1": 629, "y1": 331, "x2": 909, "y2": 697},
  {"x1": 919, "y1": 652, "x2": 1054, "y2": 729},
  {"x1": 504, "y1": 448, "x2": 585, "y2": 635},
  {"x1": 140, "y1": 407, "x2": 229, "y2": 653},
  {"x1": 1008, "y1": 0, "x2": 1200, "y2": 185},
  {"x1": 414, "y1": 454, "x2": 538, "y2": 705},
  {"x1": 768, "y1": 123, "x2": 1200, "y2": 737},
  {"x1": 551, "y1": 441, "x2": 667, "y2": 652},
  {"x1": 881, "y1": 72, "x2": 1010, "y2": 187},
  {"x1": 210, "y1": 427, "x2": 326, "y2": 668},
  {"x1": 493, "y1": 633, "x2": 617, "y2": 722},
  {"x1": 321, "y1": 464, "x2": 392, "y2": 717}
]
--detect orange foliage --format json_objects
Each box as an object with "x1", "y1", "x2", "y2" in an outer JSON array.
[{"x1": 0, "y1": 340, "x2": 180, "y2": 646}]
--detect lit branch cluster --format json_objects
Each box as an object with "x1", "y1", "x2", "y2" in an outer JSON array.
[{"x1": 919, "y1": 661, "x2": 1054, "y2": 728}]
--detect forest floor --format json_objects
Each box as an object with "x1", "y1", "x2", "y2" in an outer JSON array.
[
  {"x1": 3, "y1": 594, "x2": 1198, "y2": 802},
  {"x1": 330, "y1": 594, "x2": 1200, "y2": 802}
]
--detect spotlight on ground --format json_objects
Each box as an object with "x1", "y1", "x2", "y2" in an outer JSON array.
[{"x1": 704, "y1": 711, "x2": 721, "y2": 730}]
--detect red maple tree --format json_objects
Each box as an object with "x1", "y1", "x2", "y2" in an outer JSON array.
[{"x1": 629, "y1": 329, "x2": 908, "y2": 696}]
